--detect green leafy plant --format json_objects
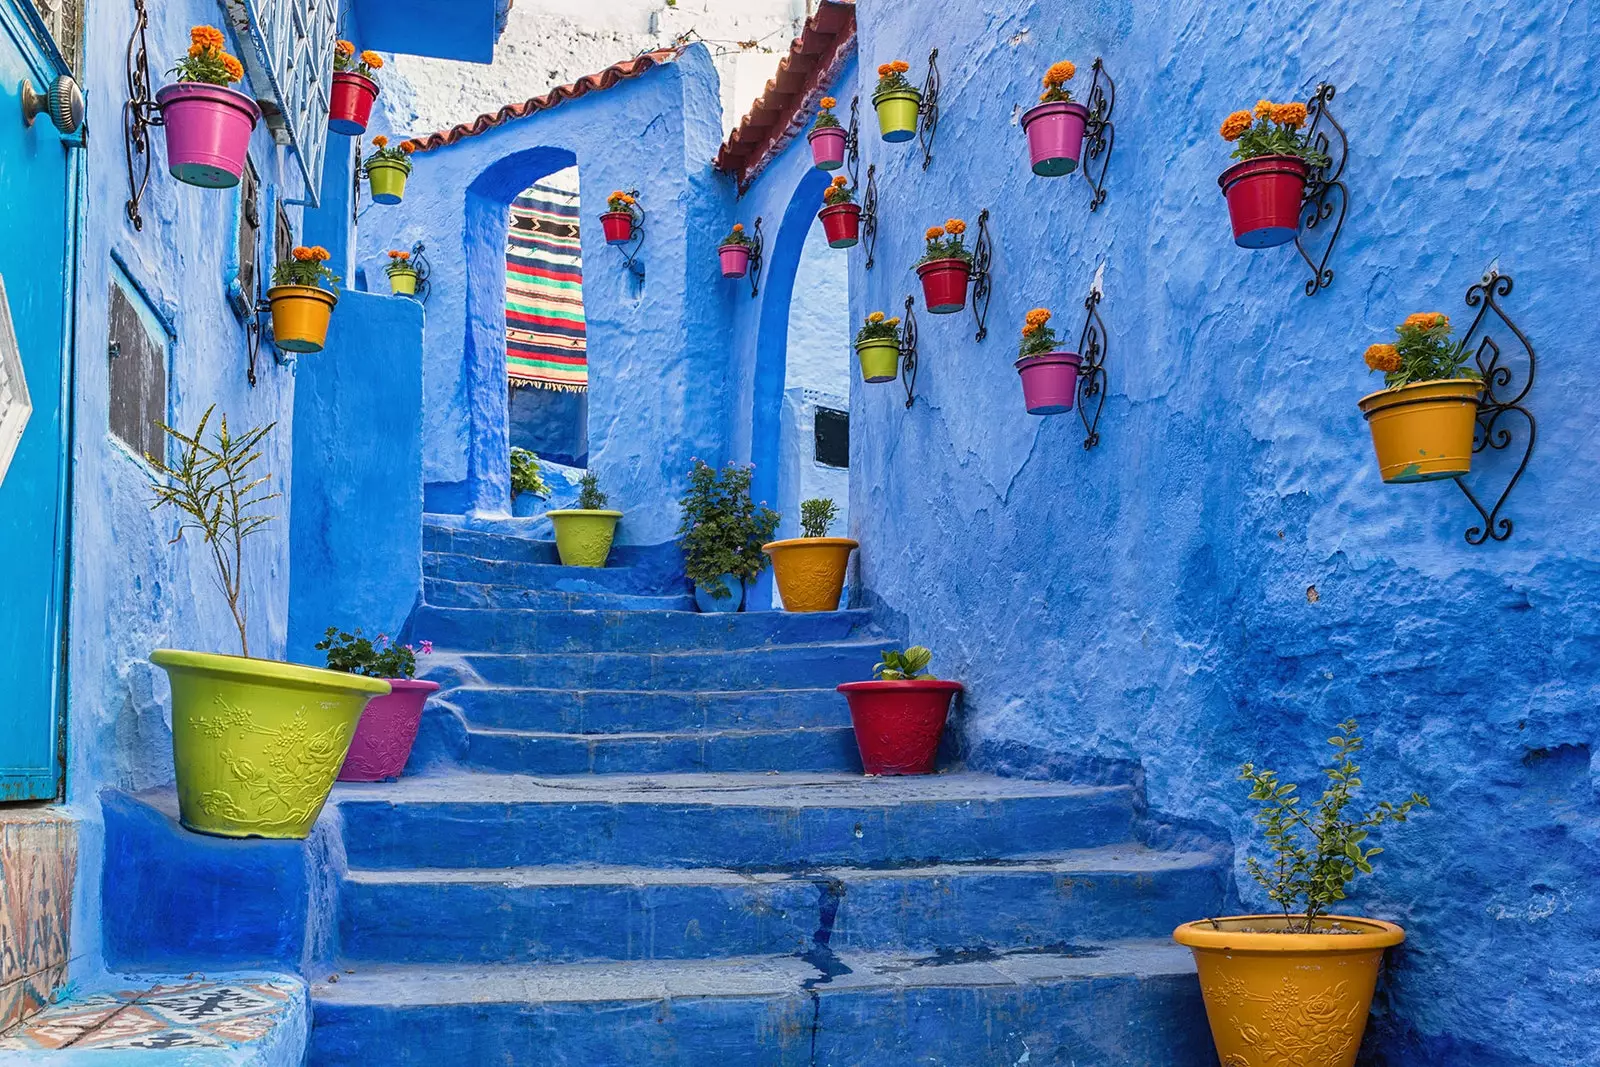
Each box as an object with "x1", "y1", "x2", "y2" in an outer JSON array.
[
  {"x1": 316, "y1": 627, "x2": 429, "y2": 678},
  {"x1": 721, "y1": 222, "x2": 754, "y2": 247},
  {"x1": 147, "y1": 406, "x2": 278, "y2": 658},
  {"x1": 576, "y1": 471, "x2": 608, "y2": 510},
  {"x1": 677, "y1": 460, "x2": 779, "y2": 599},
  {"x1": 822, "y1": 175, "x2": 856, "y2": 206},
  {"x1": 800, "y1": 498, "x2": 838, "y2": 539},
  {"x1": 855, "y1": 310, "x2": 902, "y2": 346},
  {"x1": 1219, "y1": 98, "x2": 1330, "y2": 167},
  {"x1": 916, "y1": 218, "x2": 974, "y2": 266},
  {"x1": 1363, "y1": 312, "x2": 1481, "y2": 389},
  {"x1": 813, "y1": 95, "x2": 842, "y2": 130},
  {"x1": 606, "y1": 190, "x2": 640, "y2": 218},
  {"x1": 272, "y1": 246, "x2": 340, "y2": 290},
  {"x1": 1018, "y1": 307, "x2": 1061, "y2": 359},
  {"x1": 1238, "y1": 719, "x2": 1430, "y2": 932},
  {"x1": 874, "y1": 646, "x2": 934, "y2": 680},
  {"x1": 510, "y1": 447, "x2": 550, "y2": 500},
  {"x1": 873, "y1": 59, "x2": 914, "y2": 96}
]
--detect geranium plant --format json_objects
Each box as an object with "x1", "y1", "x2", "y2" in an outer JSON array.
[
  {"x1": 874, "y1": 646, "x2": 934, "y2": 680},
  {"x1": 1037, "y1": 60, "x2": 1076, "y2": 103},
  {"x1": 721, "y1": 222, "x2": 753, "y2": 247},
  {"x1": 875, "y1": 60, "x2": 913, "y2": 94},
  {"x1": 800, "y1": 498, "x2": 838, "y2": 539},
  {"x1": 273, "y1": 246, "x2": 339, "y2": 290},
  {"x1": 1018, "y1": 307, "x2": 1059, "y2": 358},
  {"x1": 855, "y1": 310, "x2": 902, "y2": 346},
  {"x1": 172, "y1": 25, "x2": 244, "y2": 85},
  {"x1": 334, "y1": 40, "x2": 384, "y2": 79},
  {"x1": 822, "y1": 175, "x2": 855, "y2": 207},
  {"x1": 678, "y1": 460, "x2": 779, "y2": 601},
  {"x1": 316, "y1": 627, "x2": 431, "y2": 680},
  {"x1": 813, "y1": 96, "x2": 842, "y2": 130},
  {"x1": 1363, "y1": 312, "x2": 1480, "y2": 388},
  {"x1": 916, "y1": 219, "x2": 972, "y2": 266},
  {"x1": 1219, "y1": 98, "x2": 1327, "y2": 166},
  {"x1": 510, "y1": 447, "x2": 549, "y2": 499}
]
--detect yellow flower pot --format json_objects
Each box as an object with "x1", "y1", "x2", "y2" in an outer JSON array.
[
  {"x1": 1173, "y1": 914, "x2": 1404, "y2": 1067},
  {"x1": 763, "y1": 537, "x2": 857, "y2": 612},
  {"x1": 872, "y1": 88, "x2": 921, "y2": 143},
  {"x1": 855, "y1": 338, "x2": 901, "y2": 383},
  {"x1": 387, "y1": 267, "x2": 418, "y2": 296},
  {"x1": 1357, "y1": 378, "x2": 1482, "y2": 483},
  {"x1": 267, "y1": 284, "x2": 338, "y2": 354},
  {"x1": 547, "y1": 508, "x2": 622, "y2": 567}
]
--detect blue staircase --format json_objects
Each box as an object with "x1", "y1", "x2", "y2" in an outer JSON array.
[{"x1": 309, "y1": 522, "x2": 1222, "y2": 1064}]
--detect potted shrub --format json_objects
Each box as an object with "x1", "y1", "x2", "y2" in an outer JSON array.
[
  {"x1": 808, "y1": 96, "x2": 846, "y2": 170},
  {"x1": 915, "y1": 219, "x2": 974, "y2": 315},
  {"x1": 547, "y1": 471, "x2": 621, "y2": 567},
  {"x1": 678, "y1": 460, "x2": 779, "y2": 613},
  {"x1": 330, "y1": 42, "x2": 383, "y2": 135},
  {"x1": 872, "y1": 60, "x2": 920, "y2": 143},
  {"x1": 600, "y1": 190, "x2": 640, "y2": 244},
  {"x1": 836, "y1": 647, "x2": 962, "y2": 775},
  {"x1": 510, "y1": 446, "x2": 550, "y2": 517},
  {"x1": 854, "y1": 311, "x2": 903, "y2": 384},
  {"x1": 156, "y1": 25, "x2": 259, "y2": 189},
  {"x1": 1021, "y1": 61, "x2": 1090, "y2": 177},
  {"x1": 719, "y1": 222, "x2": 755, "y2": 278},
  {"x1": 147, "y1": 408, "x2": 388, "y2": 839},
  {"x1": 267, "y1": 245, "x2": 339, "y2": 354},
  {"x1": 318, "y1": 629, "x2": 438, "y2": 783},
  {"x1": 1358, "y1": 312, "x2": 1483, "y2": 483},
  {"x1": 384, "y1": 249, "x2": 420, "y2": 296},
  {"x1": 818, "y1": 176, "x2": 861, "y2": 249},
  {"x1": 763, "y1": 498, "x2": 856, "y2": 613},
  {"x1": 364, "y1": 135, "x2": 414, "y2": 205},
  {"x1": 1014, "y1": 307, "x2": 1082, "y2": 415},
  {"x1": 1174, "y1": 720, "x2": 1430, "y2": 1067},
  {"x1": 1217, "y1": 98, "x2": 1327, "y2": 248}
]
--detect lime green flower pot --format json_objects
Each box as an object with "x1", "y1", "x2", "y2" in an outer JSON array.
[
  {"x1": 367, "y1": 158, "x2": 411, "y2": 205},
  {"x1": 873, "y1": 89, "x2": 921, "y2": 143},
  {"x1": 387, "y1": 266, "x2": 418, "y2": 295},
  {"x1": 151, "y1": 650, "x2": 390, "y2": 840},
  {"x1": 855, "y1": 337, "x2": 901, "y2": 383},
  {"x1": 548, "y1": 509, "x2": 622, "y2": 567}
]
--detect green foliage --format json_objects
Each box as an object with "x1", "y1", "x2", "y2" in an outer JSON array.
[
  {"x1": 823, "y1": 179, "x2": 856, "y2": 206},
  {"x1": 874, "y1": 646, "x2": 935, "y2": 680},
  {"x1": 147, "y1": 406, "x2": 278, "y2": 658},
  {"x1": 800, "y1": 498, "x2": 838, "y2": 539},
  {"x1": 364, "y1": 141, "x2": 413, "y2": 170},
  {"x1": 1239, "y1": 720, "x2": 1430, "y2": 931},
  {"x1": 271, "y1": 253, "x2": 340, "y2": 290},
  {"x1": 1375, "y1": 316, "x2": 1482, "y2": 389},
  {"x1": 721, "y1": 224, "x2": 754, "y2": 247},
  {"x1": 1230, "y1": 115, "x2": 1330, "y2": 168},
  {"x1": 576, "y1": 471, "x2": 608, "y2": 510},
  {"x1": 171, "y1": 51, "x2": 237, "y2": 86},
  {"x1": 855, "y1": 311, "x2": 902, "y2": 346},
  {"x1": 677, "y1": 460, "x2": 779, "y2": 597},
  {"x1": 873, "y1": 66, "x2": 915, "y2": 96},
  {"x1": 315, "y1": 627, "x2": 424, "y2": 679},
  {"x1": 1019, "y1": 316, "x2": 1061, "y2": 359},
  {"x1": 916, "y1": 224, "x2": 974, "y2": 267},
  {"x1": 509, "y1": 448, "x2": 549, "y2": 500},
  {"x1": 813, "y1": 110, "x2": 842, "y2": 131}
]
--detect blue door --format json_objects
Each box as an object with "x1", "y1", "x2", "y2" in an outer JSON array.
[{"x1": 0, "y1": 3, "x2": 75, "y2": 800}]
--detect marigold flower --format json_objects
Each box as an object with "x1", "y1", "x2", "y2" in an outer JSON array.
[
  {"x1": 1044, "y1": 61, "x2": 1076, "y2": 86},
  {"x1": 868, "y1": 311, "x2": 886, "y2": 323},
  {"x1": 1220, "y1": 110, "x2": 1252, "y2": 141},
  {"x1": 732, "y1": 223, "x2": 744, "y2": 233},
  {"x1": 188, "y1": 43, "x2": 204, "y2": 58},
  {"x1": 292, "y1": 246, "x2": 314, "y2": 262},
  {"x1": 372, "y1": 135, "x2": 389, "y2": 148},
  {"x1": 877, "y1": 63, "x2": 892, "y2": 77},
  {"x1": 1025, "y1": 308, "x2": 1052, "y2": 326},
  {"x1": 892, "y1": 60, "x2": 910, "y2": 73},
  {"x1": 1254, "y1": 98, "x2": 1275, "y2": 120},
  {"x1": 944, "y1": 218, "x2": 966, "y2": 235},
  {"x1": 925, "y1": 226, "x2": 945, "y2": 240},
  {"x1": 832, "y1": 175, "x2": 848, "y2": 187},
  {"x1": 1403, "y1": 312, "x2": 1448, "y2": 331},
  {"x1": 400, "y1": 142, "x2": 414, "y2": 154},
  {"x1": 191, "y1": 25, "x2": 225, "y2": 50},
  {"x1": 621, "y1": 193, "x2": 635, "y2": 204},
  {"x1": 1272, "y1": 101, "x2": 1308, "y2": 128},
  {"x1": 311, "y1": 246, "x2": 331, "y2": 262},
  {"x1": 1364, "y1": 343, "x2": 1401, "y2": 372},
  {"x1": 336, "y1": 39, "x2": 355, "y2": 57},
  {"x1": 361, "y1": 51, "x2": 384, "y2": 69},
  {"x1": 886, "y1": 317, "x2": 900, "y2": 326},
  {"x1": 221, "y1": 53, "x2": 243, "y2": 82},
  {"x1": 1022, "y1": 323, "x2": 1038, "y2": 337},
  {"x1": 820, "y1": 96, "x2": 836, "y2": 109}
]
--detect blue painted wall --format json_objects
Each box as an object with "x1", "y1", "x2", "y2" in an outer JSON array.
[{"x1": 735, "y1": 3, "x2": 1598, "y2": 1064}]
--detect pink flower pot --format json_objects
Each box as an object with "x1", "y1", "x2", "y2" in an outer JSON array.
[
  {"x1": 819, "y1": 202, "x2": 861, "y2": 248},
  {"x1": 336, "y1": 677, "x2": 439, "y2": 782},
  {"x1": 1021, "y1": 100, "x2": 1090, "y2": 177},
  {"x1": 916, "y1": 258, "x2": 972, "y2": 315},
  {"x1": 329, "y1": 71, "x2": 379, "y2": 135},
  {"x1": 1015, "y1": 352, "x2": 1083, "y2": 415},
  {"x1": 809, "y1": 126, "x2": 847, "y2": 171},
  {"x1": 720, "y1": 243, "x2": 752, "y2": 278},
  {"x1": 156, "y1": 82, "x2": 261, "y2": 189},
  {"x1": 1219, "y1": 154, "x2": 1310, "y2": 248},
  {"x1": 601, "y1": 211, "x2": 635, "y2": 244}
]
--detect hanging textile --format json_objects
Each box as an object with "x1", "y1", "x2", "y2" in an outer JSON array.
[{"x1": 505, "y1": 183, "x2": 587, "y2": 391}]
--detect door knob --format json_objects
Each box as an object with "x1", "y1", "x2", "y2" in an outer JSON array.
[{"x1": 20, "y1": 75, "x2": 83, "y2": 135}]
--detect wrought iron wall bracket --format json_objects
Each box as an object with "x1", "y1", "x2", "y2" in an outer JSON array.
[
  {"x1": 1075, "y1": 282, "x2": 1110, "y2": 449},
  {"x1": 860, "y1": 164, "x2": 880, "y2": 270},
  {"x1": 124, "y1": 0, "x2": 164, "y2": 232},
  {"x1": 846, "y1": 95, "x2": 861, "y2": 187},
  {"x1": 970, "y1": 208, "x2": 994, "y2": 342},
  {"x1": 244, "y1": 297, "x2": 294, "y2": 387},
  {"x1": 1452, "y1": 269, "x2": 1535, "y2": 544},
  {"x1": 899, "y1": 294, "x2": 920, "y2": 408},
  {"x1": 612, "y1": 189, "x2": 646, "y2": 282},
  {"x1": 918, "y1": 48, "x2": 940, "y2": 170},
  {"x1": 1081, "y1": 58, "x2": 1117, "y2": 211},
  {"x1": 746, "y1": 217, "x2": 765, "y2": 298},
  {"x1": 408, "y1": 241, "x2": 433, "y2": 304},
  {"x1": 1294, "y1": 82, "x2": 1348, "y2": 297}
]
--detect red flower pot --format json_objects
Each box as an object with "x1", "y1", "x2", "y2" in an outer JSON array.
[
  {"x1": 329, "y1": 71, "x2": 379, "y2": 136},
  {"x1": 719, "y1": 243, "x2": 751, "y2": 278},
  {"x1": 837, "y1": 680, "x2": 962, "y2": 776},
  {"x1": 916, "y1": 258, "x2": 972, "y2": 315},
  {"x1": 600, "y1": 211, "x2": 635, "y2": 245},
  {"x1": 1020, "y1": 100, "x2": 1090, "y2": 177},
  {"x1": 336, "y1": 678, "x2": 440, "y2": 782},
  {"x1": 809, "y1": 126, "x2": 847, "y2": 171},
  {"x1": 1218, "y1": 153, "x2": 1309, "y2": 248},
  {"x1": 1015, "y1": 352, "x2": 1083, "y2": 415},
  {"x1": 818, "y1": 202, "x2": 861, "y2": 248}
]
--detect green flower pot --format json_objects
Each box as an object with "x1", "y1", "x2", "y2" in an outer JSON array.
[
  {"x1": 151, "y1": 650, "x2": 390, "y2": 840},
  {"x1": 367, "y1": 158, "x2": 411, "y2": 205},
  {"x1": 547, "y1": 509, "x2": 622, "y2": 567},
  {"x1": 387, "y1": 266, "x2": 418, "y2": 295},
  {"x1": 855, "y1": 337, "x2": 901, "y2": 383},
  {"x1": 873, "y1": 89, "x2": 921, "y2": 143}
]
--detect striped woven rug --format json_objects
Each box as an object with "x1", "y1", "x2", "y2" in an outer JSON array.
[{"x1": 506, "y1": 183, "x2": 587, "y2": 391}]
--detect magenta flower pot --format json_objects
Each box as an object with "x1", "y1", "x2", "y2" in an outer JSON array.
[
  {"x1": 809, "y1": 126, "x2": 847, "y2": 171},
  {"x1": 720, "y1": 243, "x2": 752, "y2": 278},
  {"x1": 156, "y1": 82, "x2": 261, "y2": 189},
  {"x1": 336, "y1": 678, "x2": 439, "y2": 782},
  {"x1": 1015, "y1": 352, "x2": 1083, "y2": 415},
  {"x1": 1021, "y1": 100, "x2": 1090, "y2": 177}
]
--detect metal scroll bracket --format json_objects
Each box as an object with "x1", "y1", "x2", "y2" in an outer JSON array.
[
  {"x1": 408, "y1": 241, "x2": 433, "y2": 304},
  {"x1": 124, "y1": 0, "x2": 164, "y2": 232},
  {"x1": 746, "y1": 217, "x2": 765, "y2": 299},
  {"x1": 1076, "y1": 266, "x2": 1110, "y2": 449},
  {"x1": 244, "y1": 297, "x2": 295, "y2": 387},
  {"x1": 844, "y1": 104, "x2": 878, "y2": 269},
  {"x1": 1081, "y1": 58, "x2": 1116, "y2": 211},
  {"x1": 1294, "y1": 82, "x2": 1348, "y2": 297},
  {"x1": 1452, "y1": 268, "x2": 1535, "y2": 544},
  {"x1": 614, "y1": 189, "x2": 646, "y2": 283},
  {"x1": 899, "y1": 293, "x2": 920, "y2": 408},
  {"x1": 970, "y1": 208, "x2": 994, "y2": 342},
  {"x1": 918, "y1": 48, "x2": 940, "y2": 171}
]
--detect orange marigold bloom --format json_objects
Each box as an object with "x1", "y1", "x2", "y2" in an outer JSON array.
[
  {"x1": 1403, "y1": 312, "x2": 1449, "y2": 331},
  {"x1": 732, "y1": 223, "x2": 744, "y2": 233},
  {"x1": 1364, "y1": 344, "x2": 1401, "y2": 372},
  {"x1": 361, "y1": 51, "x2": 384, "y2": 69},
  {"x1": 1044, "y1": 61, "x2": 1076, "y2": 86},
  {"x1": 400, "y1": 142, "x2": 414, "y2": 154},
  {"x1": 820, "y1": 96, "x2": 836, "y2": 109},
  {"x1": 336, "y1": 40, "x2": 355, "y2": 57},
  {"x1": 868, "y1": 311, "x2": 886, "y2": 323},
  {"x1": 891, "y1": 60, "x2": 910, "y2": 73},
  {"x1": 832, "y1": 175, "x2": 848, "y2": 187},
  {"x1": 925, "y1": 226, "x2": 945, "y2": 240},
  {"x1": 1025, "y1": 308, "x2": 1052, "y2": 326},
  {"x1": 191, "y1": 25, "x2": 225, "y2": 50},
  {"x1": 886, "y1": 317, "x2": 900, "y2": 327},
  {"x1": 944, "y1": 218, "x2": 966, "y2": 235},
  {"x1": 292, "y1": 246, "x2": 314, "y2": 262},
  {"x1": 372, "y1": 135, "x2": 389, "y2": 148},
  {"x1": 1219, "y1": 110, "x2": 1253, "y2": 142},
  {"x1": 1273, "y1": 101, "x2": 1308, "y2": 128},
  {"x1": 188, "y1": 43, "x2": 204, "y2": 58},
  {"x1": 221, "y1": 53, "x2": 244, "y2": 82},
  {"x1": 1022, "y1": 323, "x2": 1038, "y2": 337},
  {"x1": 877, "y1": 63, "x2": 892, "y2": 77},
  {"x1": 311, "y1": 246, "x2": 331, "y2": 262},
  {"x1": 1254, "y1": 98, "x2": 1275, "y2": 120}
]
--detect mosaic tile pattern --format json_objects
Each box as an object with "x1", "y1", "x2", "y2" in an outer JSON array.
[
  {"x1": 0, "y1": 979, "x2": 300, "y2": 1051},
  {"x1": 0, "y1": 809, "x2": 77, "y2": 1033}
]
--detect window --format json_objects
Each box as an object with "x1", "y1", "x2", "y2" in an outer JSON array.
[
  {"x1": 226, "y1": 158, "x2": 261, "y2": 320},
  {"x1": 107, "y1": 278, "x2": 168, "y2": 463},
  {"x1": 814, "y1": 407, "x2": 849, "y2": 468}
]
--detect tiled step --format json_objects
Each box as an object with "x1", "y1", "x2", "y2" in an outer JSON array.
[
  {"x1": 423, "y1": 551, "x2": 668, "y2": 594},
  {"x1": 308, "y1": 943, "x2": 1212, "y2": 1066},
  {"x1": 338, "y1": 847, "x2": 1228, "y2": 964},
  {"x1": 446, "y1": 686, "x2": 847, "y2": 733},
  {"x1": 414, "y1": 606, "x2": 875, "y2": 654},
  {"x1": 459, "y1": 641, "x2": 885, "y2": 690},
  {"x1": 464, "y1": 724, "x2": 862, "y2": 775},
  {"x1": 332, "y1": 772, "x2": 1134, "y2": 870},
  {"x1": 423, "y1": 577, "x2": 694, "y2": 612}
]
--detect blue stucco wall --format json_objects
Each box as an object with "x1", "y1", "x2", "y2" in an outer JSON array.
[{"x1": 737, "y1": 3, "x2": 1598, "y2": 1064}]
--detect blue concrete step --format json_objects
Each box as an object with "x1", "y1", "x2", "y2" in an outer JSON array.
[
  {"x1": 308, "y1": 943, "x2": 1212, "y2": 1066},
  {"x1": 423, "y1": 524, "x2": 562, "y2": 563},
  {"x1": 332, "y1": 772, "x2": 1134, "y2": 870},
  {"x1": 414, "y1": 606, "x2": 875, "y2": 654},
  {"x1": 464, "y1": 723, "x2": 862, "y2": 774},
  {"x1": 446, "y1": 686, "x2": 847, "y2": 732},
  {"x1": 338, "y1": 846, "x2": 1227, "y2": 964},
  {"x1": 423, "y1": 577, "x2": 694, "y2": 612},
  {"x1": 459, "y1": 641, "x2": 885, "y2": 690},
  {"x1": 423, "y1": 550, "x2": 669, "y2": 594}
]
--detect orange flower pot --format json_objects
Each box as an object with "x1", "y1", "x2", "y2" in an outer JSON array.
[
  {"x1": 267, "y1": 285, "x2": 338, "y2": 354},
  {"x1": 763, "y1": 537, "x2": 857, "y2": 612},
  {"x1": 1357, "y1": 378, "x2": 1482, "y2": 483}
]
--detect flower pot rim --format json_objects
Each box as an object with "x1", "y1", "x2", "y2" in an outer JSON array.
[
  {"x1": 763, "y1": 536, "x2": 859, "y2": 553},
  {"x1": 818, "y1": 201, "x2": 862, "y2": 217},
  {"x1": 366, "y1": 156, "x2": 412, "y2": 174},
  {"x1": 718, "y1": 242, "x2": 753, "y2": 254},
  {"x1": 855, "y1": 336, "x2": 900, "y2": 350},
  {"x1": 808, "y1": 124, "x2": 847, "y2": 141},
  {"x1": 385, "y1": 263, "x2": 420, "y2": 276},
  {"x1": 267, "y1": 284, "x2": 339, "y2": 307},
  {"x1": 837, "y1": 679, "x2": 964, "y2": 694},
  {"x1": 151, "y1": 648, "x2": 391, "y2": 695},
  {"x1": 156, "y1": 81, "x2": 263, "y2": 117},
  {"x1": 600, "y1": 210, "x2": 636, "y2": 221},
  {"x1": 374, "y1": 676, "x2": 440, "y2": 693},
  {"x1": 1357, "y1": 377, "x2": 1483, "y2": 414},
  {"x1": 1020, "y1": 99, "x2": 1091, "y2": 126},
  {"x1": 1173, "y1": 913, "x2": 1405, "y2": 952},
  {"x1": 872, "y1": 87, "x2": 922, "y2": 105},
  {"x1": 333, "y1": 70, "x2": 379, "y2": 91},
  {"x1": 1218, "y1": 152, "x2": 1311, "y2": 189},
  {"x1": 1014, "y1": 351, "x2": 1082, "y2": 371},
  {"x1": 915, "y1": 257, "x2": 973, "y2": 276},
  {"x1": 547, "y1": 508, "x2": 623, "y2": 519}
]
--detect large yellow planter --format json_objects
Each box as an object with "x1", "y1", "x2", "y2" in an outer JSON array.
[
  {"x1": 267, "y1": 284, "x2": 338, "y2": 354},
  {"x1": 872, "y1": 88, "x2": 921, "y2": 143},
  {"x1": 1174, "y1": 914, "x2": 1404, "y2": 1067},
  {"x1": 764, "y1": 537, "x2": 857, "y2": 612},
  {"x1": 151, "y1": 650, "x2": 390, "y2": 840},
  {"x1": 1357, "y1": 378, "x2": 1482, "y2": 483},
  {"x1": 547, "y1": 508, "x2": 622, "y2": 567}
]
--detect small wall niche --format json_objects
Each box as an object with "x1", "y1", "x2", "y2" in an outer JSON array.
[{"x1": 107, "y1": 265, "x2": 172, "y2": 464}]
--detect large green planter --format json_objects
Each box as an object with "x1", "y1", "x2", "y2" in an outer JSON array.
[
  {"x1": 855, "y1": 337, "x2": 901, "y2": 383},
  {"x1": 548, "y1": 509, "x2": 622, "y2": 567},
  {"x1": 367, "y1": 158, "x2": 411, "y2": 205},
  {"x1": 872, "y1": 88, "x2": 921, "y2": 143},
  {"x1": 151, "y1": 650, "x2": 390, "y2": 840}
]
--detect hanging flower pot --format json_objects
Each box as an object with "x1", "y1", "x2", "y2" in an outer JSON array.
[
  {"x1": 156, "y1": 26, "x2": 258, "y2": 189},
  {"x1": 330, "y1": 43, "x2": 383, "y2": 135},
  {"x1": 837, "y1": 647, "x2": 960, "y2": 775},
  {"x1": 1216, "y1": 99, "x2": 1322, "y2": 248},
  {"x1": 872, "y1": 61, "x2": 920, "y2": 142},
  {"x1": 719, "y1": 222, "x2": 754, "y2": 278},
  {"x1": 913, "y1": 219, "x2": 974, "y2": 314},
  {"x1": 853, "y1": 311, "x2": 902, "y2": 383},
  {"x1": 314, "y1": 629, "x2": 438, "y2": 783},
  {"x1": 364, "y1": 135, "x2": 414, "y2": 204},
  {"x1": 384, "y1": 250, "x2": 419, "y2": 296},
  {"x1": 1021, "y1": 61, "x2": 1089, "y2": 176},
  {"x1": 602, "y1": 190, "x2": 640, "y2": 244},
  {"x1": 548, "y1": 472, "x2": 620, "y2": 567},
  {"x1": 680, "y1": 460, "x2": 777, "y2": 614},
  {"x1": 764, "y1": 499, "x2": 853, "y2": 613},
  {"x1": 1013, "y1": 307, "x2": 1081, "y2": 414},
  {"x1": 809, "y1": 96, "x2": 847, "y2": 170},
  {"x1": 817, "y1": 176, "x2": 860, "y2": 248},
  {"x1": 268, "y1": 246, "x2": 340, "y2": 353},
  {"x1": 1357, "y1": 312, "x2": 1483, "y2": 482}
]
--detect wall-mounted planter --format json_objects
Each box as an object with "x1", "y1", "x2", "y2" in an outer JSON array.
[
  {"x1": 694, "y1": 574, "x2": 745, "y2": 613},
  {"x1": 719, "y1": 243, "x2": 752, "y2": 278},
  {"x1": 386, "y1": 265, "x2": 419, "y2": 296},
  {"x1": 330, "y1": 71, "x2": 379, "y2": 135},
  {"x1": 1358, "y1": 379, "x2": 1483, "y2": 483},
  {"x1": 266, "y1": 285, "x2": 337, "y2": 353},
  {"x1": 872, "y1": 88, "x2": 921, "y2": 143},
  {"x1": 1021, "y1": 100, "x2": 1090, "y2": 177},
  {"x1": 601, "y1": 211, "x2": 636, "y2": 244},
  {"x1": 1015, "y1": 352, "x2": 1083, "y2": 415},
  {"x1": 855, "y1": 337, "x2": 900, "y2": 383},
  {"x1": 336, "y1": 678, "x2": 440, "y2": 782},
  {"x1": 916, "y1": 258, "x2": 972, "y2": 314},
  {"x1": 548, "y1": 509, "x2": 621, "y2": 567},
  {"x1": 837, "y1": 680, "x2": 962, "y2": 775},
  {"x1": 1219, "y1": 154, "x2": 1309, "y2": 248},
  {"x1": 809, "y1": 125, "x2": 847, "y2": 169},
  {"x1": 156, "y1": 82, "x2": 260, "y2": 189},
  {"x1": 764, "y1": 538, "x2": 856, "y2": 613},
  {"x1": 819, "y1": 202, "x2": 862, "y2": 248},
  {"x1": 366, "y1": 158, "x2": 411, "y2": 204}
]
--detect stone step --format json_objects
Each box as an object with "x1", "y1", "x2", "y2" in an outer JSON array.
[
  {"x1": 424, "y1": 551, "x2": 666, "y2": 595},
  {"x1": 338, "y1": 847, "x2": 1228, "y2": 965},
  {"x1": 458, "y1": 641, "x2": 885, "y2": 690},
  {"x1": 464, "y1": 724, "x2": 862, "y2": 775},
  {"x1": 446, "y1": 686, "x2": 847, "y2": 733},
  {"x1": 414, "y1": 606, "x2": 876, "y2": 654},
  {"x1": 424, "y1": 525, "x2": 677, "y2": 569},
  {"x1": 423, "y1": 577, "x2": 695, "y2": 612},
  {"x1": 308, "y1": 943, "x2": 1212, "y2": 1065},
  {"x1": 332, "y1": 772, "x2": 1134, "y2": 870}
]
